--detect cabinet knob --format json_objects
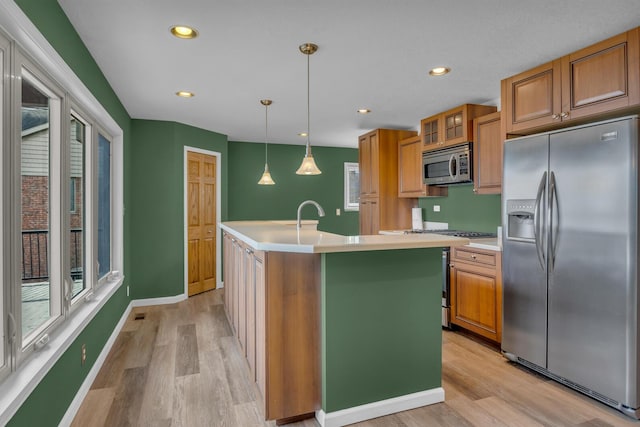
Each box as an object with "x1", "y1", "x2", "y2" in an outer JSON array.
[
  {"x1": 560, "y1": 111, "x2": 570, "y2": 118},
  {"x1": 552, "y1": 114, "x2": 560, "y2": 120},
  {"x1": 450, "y1": 263, "x2": 455, "y2": 268},
  {"x1": 471, "y1": 254, "x2": 477, "y2": 259}
]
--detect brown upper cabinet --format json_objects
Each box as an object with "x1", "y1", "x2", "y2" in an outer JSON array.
[
  {"x1": 398, "y1": 135, "x2": 447, "y2": 198},
  {"x1": 503, "y1": 27, "x2": 640, "y2": 135},
  {"x1": 421, "y1": 104, "x2": 497, "y2": 149},
  {"x1": 359, "y1": 129, "x2": 417, "y2": 234},
  {"x1": 473, "y1": 111, "x2": 504, "y2": 195}
]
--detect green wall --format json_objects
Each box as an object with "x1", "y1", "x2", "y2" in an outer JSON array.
[
  {"x1": 11, "y1": 1, "x2": 133, "y2": 425},
  {"x1": 418, "y1": 185, "x2": 501, "y2": 233},
  {"x1": 228, "y1": 141, "x2": 359, "y2": 236},
  {"x1": 129, "y1": 120, "x2": 228, "y2": 299},
  {"x1": 322, "y1": 248, "x2": 442, "y2": 411}
]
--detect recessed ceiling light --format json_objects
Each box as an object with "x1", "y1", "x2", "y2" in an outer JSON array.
[
  {"x1": 176, "y1": 91, "x2": 195, "y2": 98},
  {"x1": 357, "y1": 109, "x2": 371, "y2": 114},
  {"x1": 170, "y1": 25, "x2": 198, "y2": 39},
  {"x1": 298, "y1": 132, "x2": 308, "y2": 137},
  {"x1": 429, "y1": 67, "x2": 451, "y2": 76}
]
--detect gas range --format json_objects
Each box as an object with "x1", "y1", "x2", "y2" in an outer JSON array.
[{"x1": 404, "y1": 229, "x2": 497, "y2": 239}]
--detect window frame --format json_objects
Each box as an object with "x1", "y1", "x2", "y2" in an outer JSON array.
[
  {"x1": 14, "y1": 54, "x2": 66, "y2": 357},
  {"x1": 96, "y1": 129, "x2": 113, "y2": 286},
  {"x1": 68, "y1": 107, "x2": 92, "y2": 310},
  {"x1": 0, "y1": 28, "x2": 10, "y2": 384}
]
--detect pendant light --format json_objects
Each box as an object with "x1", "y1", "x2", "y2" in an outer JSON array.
[
  {"x1": 296, "y1": 42, "x2": 322, "y2": 175},
  {"x1": 258, "y1": 99, "x2": 276, "y2": 185}
]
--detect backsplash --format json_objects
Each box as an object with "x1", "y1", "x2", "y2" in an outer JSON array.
[{"x1": 417, "y1": 184, "x2": 501, "y2": 233}]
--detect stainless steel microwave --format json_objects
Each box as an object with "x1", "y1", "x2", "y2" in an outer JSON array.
[{"x1": 422, "y1": 143, "x2": 472, "y2": 185}]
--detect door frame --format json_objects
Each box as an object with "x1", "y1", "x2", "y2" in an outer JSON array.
[{"x1": 183, "y1": 146, "x2": 222, "y2": 297}]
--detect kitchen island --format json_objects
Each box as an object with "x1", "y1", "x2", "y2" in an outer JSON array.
[{"x1": 220, "y1": 221, "x2": 469, "y2": 427}]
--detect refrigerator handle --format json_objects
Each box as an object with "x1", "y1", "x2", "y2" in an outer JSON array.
[
  {"x1": 533, "y1": 171, "x2": 547, "y2": 270},
  {"x1": 550, "y1": 171, "x2": 559, "y2": 269}
]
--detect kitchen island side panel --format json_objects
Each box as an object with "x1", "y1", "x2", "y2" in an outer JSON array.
[{"x1": 321, "y1": 248, "x2": 443, "y2": 413}]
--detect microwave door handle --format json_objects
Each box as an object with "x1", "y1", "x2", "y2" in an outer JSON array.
[{"x1": 448, "y1": 154, "x2": 456, "y2": 180}]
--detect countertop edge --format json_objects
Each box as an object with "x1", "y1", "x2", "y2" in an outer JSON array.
[{"x1": 220, "y1": 221, "x2": 469, "y2": 253}]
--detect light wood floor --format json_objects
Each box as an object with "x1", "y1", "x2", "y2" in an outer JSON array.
[{"x1": 72, "y1": 289, "x2": 638, "y2": 427}]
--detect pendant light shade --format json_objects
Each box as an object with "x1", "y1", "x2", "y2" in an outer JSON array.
[
  {"x1": 258, "y1": 99, "x2": 276, "y2": 185},
  {"x1": 296, "y1": 43, "x2": 322, "y2": 175}
]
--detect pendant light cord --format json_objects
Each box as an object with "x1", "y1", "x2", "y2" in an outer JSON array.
[
  {"x1": 306, "y1": 52, "x2": 311, "y2": 154},
  {"x1": 264, "y1": 103, "x2": 268, "y2": 163}
]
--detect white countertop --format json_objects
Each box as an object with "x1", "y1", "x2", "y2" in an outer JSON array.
[
  {"x1": 465, "y1": 238, "x2": 502, "y2": 252},
  {"x1": 220, "y1": 221, "x2": 470, "y2": 254}
]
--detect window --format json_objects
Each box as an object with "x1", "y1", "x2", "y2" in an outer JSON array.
[
  {"x1": 20, "y1": 68, "x2": 63, "y2": 343},
  {"x1": 0, "y1": 3, "x2": 124, "y2": 415},
  {"x1": 97, "y1": 133, "x2": 111, "y2": 281},
  {"x1": 3, "y1": 42, "x2": 122, "y2": 371},
  {"x1": 70, "y1": 115, "x2": 86, "y2": 299},
  {"x1": 0, "y1": 32, "x2": 7, "y2": 382},
  {"x1": 344, "y1": 162, "x2": 360, "y2": 211}
]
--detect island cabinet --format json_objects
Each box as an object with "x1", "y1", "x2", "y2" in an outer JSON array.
[
  {"x1": 222, "y1": 231, "x2": 319, "y2": 423},
  {"x1": 421, "y1": 104, "x2": 497, "y2": 150},
  {"x1": 398, "y1": 135, "x2": 447, "y2": 198},
  {"x1": 450, "y1": 246, "x2": 502, "y2": 343},
  {"x1": 472, "y1": 111, "x2": 503, "y2": 195},
  {"x1": 503, "y1": 27, "x2": 640, "y2": 135},
  {"x1": 359, "y1": 128, "x2": 417, "y2": 234}
]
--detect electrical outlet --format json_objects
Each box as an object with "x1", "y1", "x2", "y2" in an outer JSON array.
[
  {"x1": 433, "y1": 205, "x2": 441, "y2": 212},
  {"x1": 336, "y1": 208, "x2": 341, "y2": 216},
  {"x1": 81, "y1": 344, "x2": 86, "y2": 366}
]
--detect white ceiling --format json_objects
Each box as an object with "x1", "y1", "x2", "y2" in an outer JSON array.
[{"x1": 58, "y1": 0, "x2": 640, "y2": 148}]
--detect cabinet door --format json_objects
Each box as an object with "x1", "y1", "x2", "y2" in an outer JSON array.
[
  {"x1": 358, "y1": 135, "x2": 371, "y2": 196},
  {"x1": 443, "y1": 106, "x2": 466, "y2": 145},
  {"x1": 450, "y1": 248, "x2": 502, "y2": 343},
  {"x1": 503, "y1": 60, "x2": 562, "y2": 134},
  {"x1": 473, "y1": 111, "x2": 503, "y2": 194},
  {"x1": 255, "y1": 253, "x2": 266, "y2": 399},
  {"x1": 421, "y1": 115, "x2": 442, "y2": 147},
  {"x1": 232, "y1": 239, "x2": 243, "y2": 335},
  {"x1": 359, "y1": 199, "x2": 379, "y2": 235},
  {"x1": 398, "y1": 136, "x2": 425, "y2": 197},
  {"x1": 223, "y1": 234, "x2": 232, "y2": 319},
  {"x1": 246, "y1": 249, "x2": 262, "y2": 381},
  {"x1": 561, "y1": 29, "x2": 640, "y2": 121},
  {"x1": 398, "y1": 136, "x2": 447, "y2": 198},
  {"x1": 238, "y1": 243, "x2": 248, "y2": 353},
  {"x1": 359, "y1": 132, "x2": 379, "y2": 198}
]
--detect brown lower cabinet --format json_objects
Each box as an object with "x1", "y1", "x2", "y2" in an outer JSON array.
[
  {"x1": 223, "y1": 232, "x2": 320, "y2": 422},
  {"x1": 450, "y1": 246, "x2": 502, "y2": 343}
]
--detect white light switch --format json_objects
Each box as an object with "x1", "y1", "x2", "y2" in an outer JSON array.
[
  {"x1": 336, "y1": 208, "x2": 341, "y2": 216},
  {"x1": 433, "y1": 205, "x2": 441, "y2": 212}
]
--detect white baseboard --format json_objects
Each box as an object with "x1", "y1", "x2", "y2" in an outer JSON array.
[
  {"x1": 131, "y1": 293, "x2": 187, "y2": 307},
  {"x1": 315, "y1": 387, "x2": 445, "y2": 427},
  {"x1": 59, "y1": 301, "x2": 133, "y2": 426}
]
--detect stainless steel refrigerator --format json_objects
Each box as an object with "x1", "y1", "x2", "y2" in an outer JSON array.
[{"x1": 502, "y1": 115, "x2": 639, "y2": 418}]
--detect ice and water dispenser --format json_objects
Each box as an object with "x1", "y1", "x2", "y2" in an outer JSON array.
[{"x1": 506, "y1": 199, "x2": 537, "y2": 241}]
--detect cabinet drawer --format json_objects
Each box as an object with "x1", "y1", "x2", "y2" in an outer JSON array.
[{"x1": 453, "y1": 248, "x2": 496, "y2": 267}]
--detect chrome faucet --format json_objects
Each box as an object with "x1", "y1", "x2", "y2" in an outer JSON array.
[{"x1": 297, "y1": 200, "x2": 325, "y2": 230}]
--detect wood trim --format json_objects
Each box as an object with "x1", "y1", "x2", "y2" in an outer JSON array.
[{"x1": 627, "y1": 27, "x2": 639, "y2": 106}]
